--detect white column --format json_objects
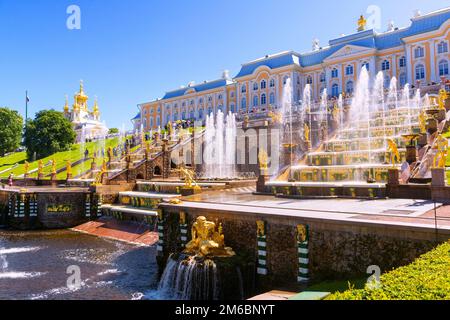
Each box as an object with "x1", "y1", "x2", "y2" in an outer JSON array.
[{"x1": 429, "y1": 41, "x2": 436, "y2": 82}]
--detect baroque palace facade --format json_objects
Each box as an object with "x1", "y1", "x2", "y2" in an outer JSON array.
[{"x1": 136, "y1": 8, "x2": 450, "y2": 131}]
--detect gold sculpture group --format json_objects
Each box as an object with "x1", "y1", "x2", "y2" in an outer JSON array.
[{"x1": 184, "y1": 216, "x2": 235, "y2": 257}]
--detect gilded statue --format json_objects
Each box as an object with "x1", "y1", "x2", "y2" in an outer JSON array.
[
  {"x1": 434, "y1": 134, "x2": 448, "y2": 168},
  {"x1": 418, "y1": 110, "x2": 427, "y2": 134},
  {"x1": 268, "y1": 111, "x2": 282, "y2": 124},
  {"x1": 37, "y1": 160, "x2": 43, "y2": 175},
  {"x1": 357, "y1": 15, "x2": 367, "y2": 32},
  {"x1": 256, "y1": 220, "x2": 265, "y2": 237},
  {"x1": 258, "y1": 149, "x2": 268, "y2": 170},
  {"x1": 167, "y1": 121, "x2": 173, "y2": 137},
  {"x1": 387, "y1": 139, "x2": 400, "y2": 167},
  {"x1": 184, "y1": 216, "x2": 235, "y2": 257},
  {"x1": 51, "y1": 159, "x2": 57, "y2": 174},
  {"x1": 180, "y1": 167, "x2": 200, "y2": 189},
  {"x1": 24, "y1": 161, "x2": 29, "y2": 175},
  {"x1": 297, "y1": 224, "x2": 308, "y2": 243},
  {"x1": 179, "y1": 211, "x2": 186, "y2": 225},
  {"x1": 332, "y1": 104, "x2": 340, "y2": 122},
  {"x1": 107, "y1": 147, "x2": 113, "y2": 162},
  {"x1": 66, "y1": 160, "x2": 72, "y2": 175},
  {"x1": 438, "y1": 89, "x2": 448, "y2": 110},
  {"x1": 304, "y1": 123, "x2": 310, "y2": 142}
]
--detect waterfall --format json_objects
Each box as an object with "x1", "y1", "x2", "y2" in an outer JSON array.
[{"x1": 156, "y1": 255, "x2": 220, "y2": 300}]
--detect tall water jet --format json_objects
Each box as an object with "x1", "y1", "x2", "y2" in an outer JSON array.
[
  {"x1": 302, "y1": 84, "x2": 312, "y2": 141},
  {"x1": 387, "y1": 77, "x2": 399, "y2": 124},
  {"x1": 401, "y1": 84, "x2": 412, "y2": 133},
  {"x1": 338, "y1": 94, "x2": 344, "y2": 137},
  {"x1": 373, "y1": 72, "x2": 386, "y2": 142},
  {"x1": 203, "y1": 110, "x2": 236, "y2": 179}
]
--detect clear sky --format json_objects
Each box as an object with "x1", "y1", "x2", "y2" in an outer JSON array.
[{"x1": 0, "y1": 0, "x2": 447, "y2": 129}]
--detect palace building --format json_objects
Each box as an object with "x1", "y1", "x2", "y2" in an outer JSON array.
[
  {"x1": 137, "y1": 7, "x2": 450, "y2": 131},
  {"x1": 64, "y1": 81, "x2": 109, "y2": 142}
]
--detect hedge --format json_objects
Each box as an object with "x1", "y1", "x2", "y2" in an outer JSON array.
[{"x1": 328, "y1": 241, "x2": 450, "y2": 300}]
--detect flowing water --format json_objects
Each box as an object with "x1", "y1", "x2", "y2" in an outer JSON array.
[{"x1": 0, "y1": 229, "x2": 158, "y2": 300}]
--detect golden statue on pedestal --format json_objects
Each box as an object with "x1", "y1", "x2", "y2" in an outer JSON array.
[
  {"x1": 24, "y1": 161, "x2": 29, "y2": 175},
  {"x1": 387, "y1": 139, "x2": 400, "y2": 167},
  {"x1": 184, "y1": 216, "x2": 235, "y2": 257},
  {"x1": 258, "y1": 149, "x2": 268, "y2": 171},
  {"x1": 433, "y1": 134, "x2": 448, "y2": 168},
  {"x1": 180, "y1": 167, "x2": 200, "y2": 190},
  {"x1": 51, "y1": 159, "x2": 57, "y2": 174},
  {"x1": 418, "y1": 110, "x2": 427, "y2": 134},
  {"x1": 357, "y1": 15, "x2": 367, "y2": 32},
  {"x1": 37, "y1": 160, "x2": 43, "y2": 176},
  {"x1": 268, "y1": 111, "x2": 282, "y2": 124},
  {"x1": 66, "y1": 160, "x2": 72, "y2": 175},
  {"x1": 438, "y1": 89, "x2": 448, "y2": 110},
  {"x1": 304, "y1": 123, "x2": 310, "y2": 142}
]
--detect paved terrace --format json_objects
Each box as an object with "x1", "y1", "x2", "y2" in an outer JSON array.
[{"x1": 164, "y1": 187, "x2": 450, "y2": 232}]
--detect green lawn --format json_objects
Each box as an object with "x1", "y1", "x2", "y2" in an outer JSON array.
[
  {"x1": 327, "y1": 242, "x2": 450, "y2": 300},
  {"x1": 305, "y1": 278, "x2": 367, "y2": 294},
  {"x1": 0, "y1": 138, "x2": 123, "y2": 179}
]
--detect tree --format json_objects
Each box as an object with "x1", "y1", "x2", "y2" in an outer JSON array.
[
  {"x1": 0, "y1": 107, "x2": 23, "y2": 156},
  {"x1": 108, "y1": 128, "x2": 119, "y2": 134},
  {"x1": 23, "y1": 110, "x2": 76, "y2": 159}
]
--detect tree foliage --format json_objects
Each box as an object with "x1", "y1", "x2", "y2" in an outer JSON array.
[
  {"x1": 23, "y1": 110, "x2": 76, "y2": 159},
  {"x1": 0, "y1": 107, "x2": 23, "y2": 156},
  {"x1": 108, "y1": 128, "x2": 119, "y2": 134}
]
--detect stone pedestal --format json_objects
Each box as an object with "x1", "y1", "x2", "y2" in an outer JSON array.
[
  {"x1": 427, "y1": 117, "x2": 438, "y2": 135},
  {"x1": 180, "y1": 187, "x2": 202, "y2": 196},
  {"x1": 387, "y1": 169, "x2": 399, "y2": 186},
  {"x1": 257, "y1": 170, "x2": 270, "y2": 193},
  {"x1": 38, "y1": 173, "x2": 44, "y2": 180},
  {"x1": 66, "y1": 173, "x2": 73, "y2": 181},
  {"x1": 405, "y1": 145, "x2": 417, "y2": 164},
  {"x1": 431, "y1": 168, "x2": 446, "y2": 187}
]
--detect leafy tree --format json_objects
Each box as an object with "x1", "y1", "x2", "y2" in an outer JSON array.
[
  {"x1": 108, "y1": 128, "x2": 119, "y2": 134},
  {"x1": 23, "y1": 110, "x2": 76, "y2": 159},
  {"x1": 0, "y1": 107, "x2": 23, "y2": 156}
]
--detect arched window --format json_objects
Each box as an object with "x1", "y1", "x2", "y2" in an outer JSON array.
[
  {"x1": 150, "y1": 118, "x2": 153, "y2": 128},
  {"x1": 283, "y1": 76, "x2": 289, "y2": 85},
  {"x1": 241, "y1": 97, "x2": 246, "y2": 109},
  {"x1": 415, "y1": 64, "x2": 425, "y2": 80},
  {"x1": 399, "y1": 73, "x2": 407, "y2": 88},
  {"x1": 241, "y1": 85, "x2": 247, "y2": 93},
  {"x1": 439, "y1": 60, "x2": 449, "y2": 76},
  {"x1": 230, "y1": 91, "x2": 235, "y2": 98},
  {"x1": 218, "y1": 94, "x2": 222, "y2": 100},
  {"x1": 230, "y1": 104, "x2": 235, "y2": 113},
  {"x1": 381, "y1": 60, "x2": 390, "y2": 71},
  {"x1": 320, "y1": 73, "x2": 326, "y2": 82},
  {"x1": 166, "y1": 114, "x2": 170, "y2": 123},
  {"x1": 331, "y1": 83, "x2": 339, "y2": 97},
  {"x1": 384, "y1": 75, "x2": 390, "y2": 89},
  {"x1": 182, "y1": 111, "x2": 186, "y2": 120},
  {"x1": 199, "y1": 108, "x2": 204, "y2": 119},
  {"x1": 269, "y1": 92, "x2": 275, "y2": 105},
  {"x1": 414, "y1": 46, "x2": 424, "y2": 58},
  {"x1": 399, "y1": 56, "x2": 406, "y2": 68},
  {"x1": 253, "y1": 82, "x2": 258, "y2": 91},
  {"x1": 208, "y1": 106, "x2": 213, "y2": 115},
  {"x1": 190, "y1": 110, "x2": 195, "y2": 119},
  {"x1": 260, "y1": 80, "x2": 266, "y2": 89},
  {"x1": 174, "y1": 112, "x2": 178, "y2": 121},
  {"x1": 345, "y1": 65, "x2": 354, "y2": 75},
  {"x1": 253, "y1": 95, "x2": 258, "y2": 107},
  {"x1": 437, "y1": 41, "x2": 448, "y2": 54},
  {"x1": 199, "y1": 98, "x2": 203, "y2": 104},
  {"x1": 157, "y1": 117, "x2": 160, "y2": 126},
  {"x1": 269, "y1": 79, "x2": 275, "y2": 87},
  {"x1": 208, "y1": 96, "x2": 212, "y2": 102},
  {"x1": 190, "y1": 100, "x2": 194, "y2": 106},
  {"x1": 261, "y1": 93, "x2": 266, "y2": 105},
  {"x1": 331, "y1": 68, "x2": 338, "y2": 78},
  {"x1": 362, "y1": 62, "x2": 370, "y2": 71},
  {"x1": 346, "y1": 81, "x2": 354, "y2": 94},
  {"x1": 306, "y1": 75, "x2": 313, "y2": 85}
]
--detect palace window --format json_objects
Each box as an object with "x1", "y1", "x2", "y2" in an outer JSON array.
[
  {"x1": 306, "y1": 75, "x2": 313, "y2": 85},
  {"x1": 241, "y1": 85, "x2": 247, "y2": 93},
  {"x1": 253, "y1": 83, "x2": 258, "y2": 91},
  {"x1": 439, "y1": 60, "x2": 449, "y2": 76},
  {"x1": 190, "y1": 110, "x2": 195, "y2": 119},
  {"x1": 346, "y1": 81, "x2": 354, "y2": 94},
  {"x1": 260, "y1": 80, "x2": 267, "y2": 89},
  {"x1": 269, "y1": 79, "x2": 275, "y2": 87},
  {"x1": 437, "y1": 41, "x2": 448, "y2": 54},
  {"x1": 270, "y1": 92, "x2": 275, "y2": 105},
  {"x1": 261, "y1": 93, "x2": 266, "y2": 105},
  {"x1": 199, "y1": 98, "x2": 203, "y2": 104},
  {"x1": 199, "y1": 108, "x2": 204, "y2": 119},
  {"x1": 399, "y1": 56, "x2": 406, "y2": 68},
  {"x1": 166, "y1": 114, "x2": 170, "y2": 123},
  {"x1": 381, "y1": 60, "x2": 390, "y2": 71},
  {"x1": 182, "y1": 102, "x2": 186, "y2": 107},
  {"x1": 345, "y1": 65, "x2": 354, "y2": 75},
  {"x1": 415, "y1": 64, "x2": 425, "y2": 80},
  {"x1": 182, "y1": 111, "x2": 186, "y2": 120},
  {"x1": 230, "y1": 91, "x2": 235, "y2": 98},
  {"x1": 157, "y1": 118, "x2": 160, "y2": 126},
  {"x1": 362, "y1": 62, "x2": 370, "y2": 71},
  {"x1": 208, "y1": 96, "x2": 212, "y2": 102},
  {"x1": 218, "y1": 94, "x2": 223, "y2": 100},
  {"x1": 331, "y1": 83, "x2": 339, "y2": 97},
  {"x1": 414, "y1": 46, "x2": 425, "y2": 58},
  {"x1": 283, "y1": 76, "x2": 289, "y2": 85},
  {"x1": 190, "y1": 100, "x2": 194, "y2": 105},
  {"x1": 399, "y1": 73, "x2": 407, "y2": 88},
  {"x1": 230, "y1": 104, "x2": 235, "y2": 113},
  {"x1": 331, "y1": 68, "x2": 338, "y2": 78},
  {"x1": 241, "y1": 97, "x2": 247, "y2": 109},
  {"x1": 320, "y1": 73, "x2": 326, "y2": 83},
  {"x1": 150, "y1": 118, "x2": 153, "y2": 128},
  {"x1": 253, "y1": 95, "x2": 258, "y2": 107},
  {"x1": 208, "y1": 107, "x2": 213, "y2": 115}
]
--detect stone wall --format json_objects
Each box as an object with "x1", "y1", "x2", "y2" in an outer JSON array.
[{"x1": 158, "y1": 204, "x2": 449, "y2": 293}]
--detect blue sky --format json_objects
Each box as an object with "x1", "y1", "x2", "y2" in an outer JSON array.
[{"x1": 0, "y1": 0, "x2": 446, "y2": 129}]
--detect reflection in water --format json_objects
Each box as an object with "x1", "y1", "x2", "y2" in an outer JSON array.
[{"x1": 0, "y1": 230, "x2": 158, "y2": 300}]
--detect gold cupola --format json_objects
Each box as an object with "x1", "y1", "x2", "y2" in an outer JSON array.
[
  {"x1": 73, "y1": 80, "x2": 89, "y2": 112},
  {"x1": 63, "y1": 95, "x2": 69, "y2": 114},
  {"x1": 93, "y1": 96, "x2": 100, "y2": 118},
  {"x1": 357, "y1": 15, "x2": 367, "y2": 32}
]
